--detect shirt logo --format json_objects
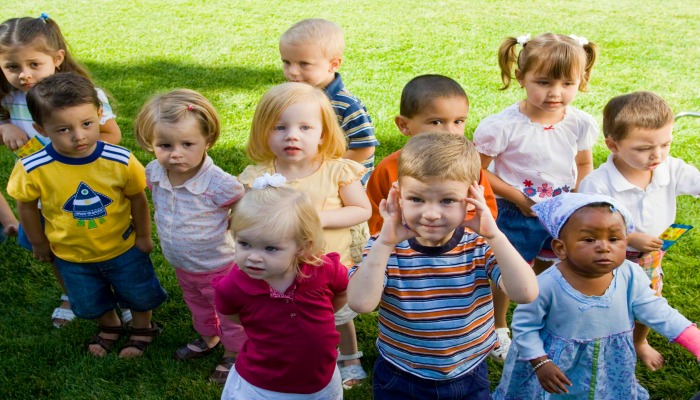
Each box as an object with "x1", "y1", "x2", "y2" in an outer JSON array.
[{"x1": 62, "y1": 182, "x2": 113, "y2": 229}]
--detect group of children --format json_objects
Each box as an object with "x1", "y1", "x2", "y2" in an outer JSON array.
[{"x1": 1, "y1": 12, "x2": 699, "y2": 400}]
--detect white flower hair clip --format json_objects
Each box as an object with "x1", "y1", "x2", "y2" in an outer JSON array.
[
  {"x1": 516, "y1": 34, "x2": 531, "y2": 46},
  {"x1": 569, "y1": 34, "x2": 589, "y2": 46},
  {"x1": 252, "y1": 173, "x2": 286, "y2": 190}
]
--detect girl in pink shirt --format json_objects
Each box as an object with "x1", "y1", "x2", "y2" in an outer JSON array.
[
  {"x1": 134, "y1": 89, "x2": 246, "y2": 384},
  {"x1": 214, "y1": 181, "x2": 348, "y2": 399}
]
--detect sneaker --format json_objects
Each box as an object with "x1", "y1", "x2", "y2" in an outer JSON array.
[{"x1": 488, "y1": 327, "x2": 511, "y2": 362}]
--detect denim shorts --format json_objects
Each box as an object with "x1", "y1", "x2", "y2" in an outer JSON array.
[
  {"x1": 372, "y1": 355, "x2": 491, "y2": 400},
  {"x1": 54, "y1": 246, "x2": 167, "y2": 319},
  {"x1": 496, "y1": 199, "x2": 552, "y2": 262}
]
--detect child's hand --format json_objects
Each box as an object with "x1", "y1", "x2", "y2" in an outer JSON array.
[
  {"x1": 32, "y1": 241, "x2": 54, "y2": 263},
  {"x1": 535, "y1": 361, "x2": 572, "y2": 394},
  {"x1": 628, "y1": 232, "x2": 663, "y2": 252},
  {"x1": 514, "y1": 194, "x2": 537, "y2": 217},
  {"x1": 0, "y1": 124, "x2": 30, "y2": 150},
  {"x1": 2, "y1": 223, "x2": 18, "y2": 237},
  {"x1": 462, "y1": 182, "x2": 500, "y2": 240},
  {"x1": 377, "y1": 186, "x2": 416, "y2": 246},
  {"x1": 134, "y1": 236, "x2": 154, "y2": 254}
]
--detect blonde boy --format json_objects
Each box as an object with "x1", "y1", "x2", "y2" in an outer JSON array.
[
  {"x1": 279, "y1": 18, "x2": 378, "y2": 184},
  {"x1": 579, "y1": 91, "x2": 700, "y2": 371},
  {"x1": 349, "y1": 133, "x2": 537, "y2": 399}
]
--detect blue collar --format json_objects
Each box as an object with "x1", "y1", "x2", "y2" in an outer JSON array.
[
  {"x1": 45, "y1": 141, "x2": 104, "y2": 165},
  {"x1": 324, "y1": 72, "x2": 344, "y2": 98}
]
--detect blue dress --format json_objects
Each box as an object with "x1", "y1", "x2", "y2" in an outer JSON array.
[{"x1": 493, "y1": 260, "x2": 693, "y2": 400}]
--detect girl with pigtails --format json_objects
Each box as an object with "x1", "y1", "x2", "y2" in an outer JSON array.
[{"x1": 473, "y1": 33, "x2": 599, "y2": 359}]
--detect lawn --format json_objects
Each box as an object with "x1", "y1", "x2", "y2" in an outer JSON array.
[{"x1": 1, "y1": 0, "x2": 700, "y2": 399}]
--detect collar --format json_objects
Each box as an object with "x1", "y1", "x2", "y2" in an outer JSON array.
[
  {"x1": 233, "y1": 263, "x2": 314, "y2": 298},
  {"x1": 323, "y1": 72, "x2": 344, "y2": 98},
  {"x1": 408, "y1": 227, "x2": 465, "y2": 255},
  {"x1": 149, "y1": 155, "x2": 213, "y2": 194},
  {"x1": 603, "y1": 154, "x2": 670, "y2": 191},
  {"x1": 45, "y1": 141, "x2": 104, "y2": 165}
]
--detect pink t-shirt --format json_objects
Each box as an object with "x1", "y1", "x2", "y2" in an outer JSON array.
[{"x1": 213, "y1": 252, "x2": 348, "y2": 394}]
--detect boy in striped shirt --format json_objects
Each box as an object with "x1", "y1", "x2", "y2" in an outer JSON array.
[{"x1": 348, "y1": 133, "x2": 538, "y2": 399}]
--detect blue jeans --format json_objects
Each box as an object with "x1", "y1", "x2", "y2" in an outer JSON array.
[
  {"x1": 54, "y1": 246, "x2": 167, "y2": 319},
  {"x1": 496, "y1": 199, "x2": 552, "y2": 262},
  {"x1": 372, "y1": 355, "x2": 491, "y2": 400}
]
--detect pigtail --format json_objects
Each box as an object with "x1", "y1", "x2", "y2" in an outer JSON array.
[
  {"x1": 579, "y1": 41, "x2": 598, "y2": 91},
  {"x1": 497, "y1": 37, "x2": 519, "y2": 90},
  {"x1": 42, "y1": 17, "x2": 91, "y2": 80}
]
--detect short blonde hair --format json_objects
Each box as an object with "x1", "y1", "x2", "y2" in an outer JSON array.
[
  {"x1": 399, "y1": 132, "x2": 480, "y2": 184},
  {"x1": 134, "y1": 89, "x2": 221, "y2": 153},
  {"x1": 247, "y1": 82, "x2": 346, "y2": 163},
  {"x1": 280, "y1": 18, "x2": 345, "y2": 59},
  {"x1": 603, "y1": 91, "x2": 674, "y2": 141},
  {"x1": 231, "y1": 186, "x2": 325, "y2": 273}
]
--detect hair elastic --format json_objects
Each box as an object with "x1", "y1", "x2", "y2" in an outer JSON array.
[
  {"x1": 252, "y1": 173, "x2": 286, "y2": 190},
  {"x1": 516, "y1": 34, "x2": 531, "y2": 46},
  {"x1": 569, "y1": 34, "x2": 589, "y2": 46},
  {"x1": 186, "y1": 104, "x2": 194, "y2": 111},
  {"x1": 39, "y1": 13, "x2": 50, "y2": 22}
]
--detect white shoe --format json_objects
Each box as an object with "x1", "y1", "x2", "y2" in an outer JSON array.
[{"x1": 488, "y1": 327, "x2": 511, "y2": 362}]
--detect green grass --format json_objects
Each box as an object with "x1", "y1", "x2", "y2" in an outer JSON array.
[{"x1": 2, "y1": 0, "x2": 700, "y2": 399}]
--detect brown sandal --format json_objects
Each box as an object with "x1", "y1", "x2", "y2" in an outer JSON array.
[
  {"x1": 209, "y1": 356, "x2": 237, "y2": 385},
  {"x1": 87, "y1": 324, "x2": 124, "y2": 356},
  {"x1": 118, "y1": 321, "x2": 162, "y2": 358}
]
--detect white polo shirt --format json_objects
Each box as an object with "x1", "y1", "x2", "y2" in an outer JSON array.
[{"x1": 579, "y1": 154, "x2": 700, "y2": 238}]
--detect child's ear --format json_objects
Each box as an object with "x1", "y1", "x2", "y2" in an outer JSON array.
[
  {"x1": 97, "y1": 107, "x2": 103, "y2": 119},
  {"x1": 394, "y1": 116, "x2": 412, "y2": 137},
  {"x1": 604, "y1": 137, "x2": 620, "y2": 154},
  {"x1": 33, "y1": 123, "x2": 48, "y2": 137},
  {"x1": 53, "y1": 49, "x2": 65, "y2": 70},
  {"x1": 550, "y1": 238, "x2": 567, "y2": 261},
  {"x1": 329, "y1": 57, "x2": 342, "y2": 73},
  {"x1": 515, "y1": 69, "x2": 524, "y2": 88}
]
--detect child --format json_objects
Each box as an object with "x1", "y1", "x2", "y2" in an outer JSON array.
[
  {"x1": 239, "y1": 82, "x2": 372, "y2": 389},
  {"x1": 579, "y1": 91, "x2": 700, "y2": 371},
  {"x1": 349, "y1": 133, "x2": 538, "y2": 399},
  {"x1": 493, "y1": 193, "x2": 700, "y2": 399},
  {"x1": 0, "y1": 14, "x2": 122, "y2": 327},
  {"x1": 473, "y1": 33, "x2": 599, "y2": 274},
  {"x1": 279, "y1": 18, "x2": 378, "y2": 185},
  {"x1": 6, "y1": 72, "x2": 167, "y2": 357},
  {"x1": 134, "y1": 89, "x2": 247, "y2": 383},
  {"x1": 0, "y1": 194, "x2": 18, "y2": 243},
  {"x1": 214, "y1": 181, "x2": 347, "y2": 399},
  {"x1": 364, "y1": 74, "x2": 511, "y2": 362}
]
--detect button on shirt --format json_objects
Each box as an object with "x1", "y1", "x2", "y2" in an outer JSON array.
[{"x1": 146, "y1": 156, "x2": 244, "y2": 273}]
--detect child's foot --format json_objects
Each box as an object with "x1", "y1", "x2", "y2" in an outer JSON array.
[
  {"x1": 173, "y1": 338, "x2": 220, "y2": 360},
  {"x1": 488, "y1": 327, "x2": 512, "y2": 362},
  {"x1": 209, "y1": 356, "x2": 237, "y2": 385},
  {"x1": 636, "y1": 340, "x2": 664, "y2": 371},
  {"x1": 338, "y1": 352, "x2": 367, "y2": 389},
  {"x1": 51, "y1": 294, "x2": 75, "y2": 328},
  {"x1": 118, "y1": 321, "x2": 162, "y2": 358},
  {"x1": 88, "y1": 325, "x2": 124, "y2": 357}
]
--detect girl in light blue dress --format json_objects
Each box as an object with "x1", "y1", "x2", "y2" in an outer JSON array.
[{"x1": 493, "y1": 193, "x2": 700, "y2": 400}]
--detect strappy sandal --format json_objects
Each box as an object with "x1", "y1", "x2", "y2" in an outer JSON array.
[
  {"x1": 337, "y1": 351, "x2": 367, "y2": 389},
  {"x1": 87, "y1": 324, "x2": 124, "y2": 356},
  {"x1": 118, "y1": 321, "x2": 162, "y2": 358},
  {"x1": 209, "y1": 356, "x2": 237, "y2": 385},
  {"x1": 52, "y1": 294, "x2": 75, "y2": 328}
]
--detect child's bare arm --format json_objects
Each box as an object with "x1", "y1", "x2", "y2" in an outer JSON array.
[
  {"x1": 463, "y1": 182, "x2": 538, "y2": 303},
  {"x1": 0, "y1": 196, "x2": 18, "y2": 236},
  {"x1": 574, "y1": 149, "x2": 593, "y2": 191},
  {"x1": 0, "y1": 124, "x2": 29, "y2": 150},
  {"x1": 126, "y1": 191, "x2": 153, "y2": 253},
  {"x1": 16, "y1": 200, "x2": 53, "y2": 262},
  {"x1": 99, "y1": 119, "x2": 122, "y2": 145},
  {"x1": 332, "y1": 290, "x2": 348, "y2": 313},
  {"x1": 318, "y1": 180, "x2": 371, "y2": 229},
  {"x1": 343, "y1": 147, "x2": 374, "y2": 163},
  {"x1": 627, "y1": 232, "x2": 663, "y2": 252},
  {"x1": 348, "y1": 187, "x2": 414, "y2": 313},
  {"x1": 530, "y1": 356, "x2": 572, "y2": 394},
  {"x1": 479, "y1": 153, "x2": 535, "y2": 216}
]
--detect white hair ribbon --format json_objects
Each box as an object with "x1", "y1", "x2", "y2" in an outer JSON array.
[
  {"x1": 516, "y1": 34, "x2": 531, "y2": 46},
  {"x1": 569, "y1": 34, "x2": 589, "y2": 46},
  {"x1": 252, "y1": 173, "x2": 287, "y2": 190}
]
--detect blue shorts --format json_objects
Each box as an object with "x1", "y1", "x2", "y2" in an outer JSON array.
[
  {"x1": 496, "y1": 199, "x2": 552, "y2": 262},
  {"x1": 54, "y1": 246, "x2": 167, "y2": 319},
  {"x1": 372, "y1": 355, "x2": 490, "y2": 400}
]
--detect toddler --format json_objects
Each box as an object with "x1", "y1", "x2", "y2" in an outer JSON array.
[
  {"x1": 493, "y1": 193, "x2": 700, "y2": 399},
  {"x1": 134, "y1": 89, "x2": 247, "y2": 383},
  {"x1": 239, "y1": 82, "x2": 372, "y2": 389},
  {"x1": 579, "y1": 91, "x2": 700, "y2": 371},
  {"x1": 349, "y1": 133, "x2": 538, "y2": 399},
  {"x1": 214, "y1": 181, "x2": 347, "y2": 399},
  {"x1": 7, "y1": 72, "x2": 166, "y2": 357}
]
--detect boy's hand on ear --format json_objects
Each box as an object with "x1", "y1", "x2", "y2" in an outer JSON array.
[
  {"x1": 463, "y1": 182, "x2": 499, "y2": 240},
  {"x1": 377, "y1": 186, "x2": 416, "y2": 246},
  {"x1": 0, "y1": 124, "x2": 30, "y2": 150},
  {"x1": 627, "y1": 232, "x2": 663, "y2": 252}
]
